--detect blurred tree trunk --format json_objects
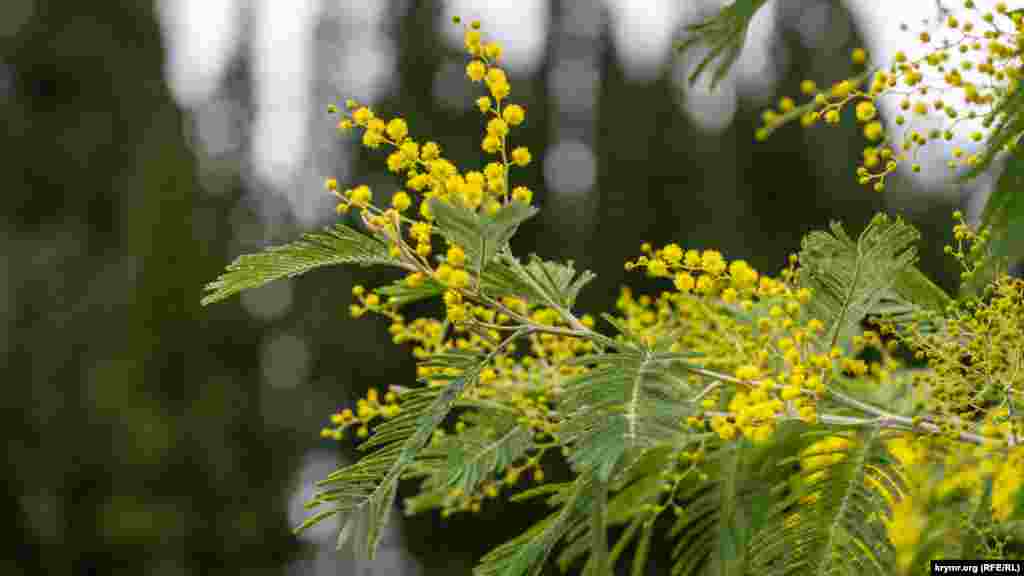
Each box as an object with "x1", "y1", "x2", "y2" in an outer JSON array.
[{"x1": 2, "y1": 2, "x2": 299, "y2": 574}]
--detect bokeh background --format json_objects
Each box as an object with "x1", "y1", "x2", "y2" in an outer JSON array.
[{"x1": 2, "y1": 0, "x2": 1006, "y2": 575}]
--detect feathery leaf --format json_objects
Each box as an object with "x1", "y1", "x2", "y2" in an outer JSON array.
[
  {"x1": 201, "y1": 223, "x2": 399, "y2": 305},
  {"x1": 475, "y1": 474, "x2": 593, "y2": 576},
  {"x1": 374, "y1": 276, "x2": 445, "y2": 308},
  {"x1": 798, "y1": 213, "x2": 921, "y2": 350},
  {"x1": 675, "y1": 0, "x2": 770, "y2": 90},
  {"x1": 747, "y1": 429, "x2": 896, "y2": 576},
  {"x1": 558, "y1": 346, "x2": 695, "y2": 483},
  {"x1": 298, "y1": 351, "x2": 486, "y2": 559},
  {"x1": 403, "y1": 408, "x2": 533, "y2": 514},
  {"x1": 429, "y1": 199, "x2": 538, "y2": 273}
]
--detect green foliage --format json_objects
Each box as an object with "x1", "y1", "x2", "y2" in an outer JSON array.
[
  {"x1": 200, "y1": 9, "x2": 1024, "y2": 574},
  {"x1": 299, "y1": 350, "x2": 487, "y2": 558},
  {"x1": 675, "y1": 0, "x2": 770, "y2": 89},
  {"x1": 797, "y1": 214, "x2": 924, "y2": 350},
  {"x1": 403, "y1": 406, "x2": 534, "y2": 515},
  {"x1": 748, "y1": 429, "x2": 895, "y2": 575},
  {"x1": 475, "y1": 475, "x2": 594, "y2": 576},
  {"x1": 200, "y1": 223, "x2": 400, "y2": 305},
  {"x1": 480, "y1": 254, "x2": 595, "y2": 312},
  {"x1": 962, "y1": 152, "x2": 1024, "y2": 296},
  {"x1": 506, "y1": 254, "x2": 596, "y2": 311},
  {"x1": 429, "y1": 198, "x2": 538, "y2": 274},
  {"x1": 375, "y1": 276, "x2": 446, "y2": 307},
  {"x1": 558, "y1": 343, "x2": 704, "y2": 482},
  {"x1": 205, "y1": 195, "x2": 1024, "y2": 574}
]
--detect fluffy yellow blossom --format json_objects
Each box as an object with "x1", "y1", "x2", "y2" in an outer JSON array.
[
  {"x1": 391, "y1": 191, "x2": 411, "y2": 212},
  {"x1": 511, "y1": 186, "x2": 533, "y2": 204},
  {"x1": 486, "y1": 117, "x2": 509, "y2": 138},
  {"x1": 386, "y1": 118, "x2": 408, "y2": 142},
  {"x1": 661, "y1": 243, "x2": 683, "y2": 264},
  {"x1": 466, "y1": 60, "x2": 486, "y2": 82},
  {"x1": 502, "y1": 104, "x2": 525, "y2": 126},
  {"x1": 464, "y1": 30, "x2": 482, "y2": 52},
  {"x1": 863, "y1": 121, "x2": 883, "y2": 141},
  {"x1": 831, "y1": 80, "x2": 853, "y2": 98},
  {"x1": 447, "y1": 245, "x2": 466, "y2": 268},
  {"x1": 352, "y1": 106, "x2": 373, "y2": 124},
  {"x1": 511, "y1": 147, "x2": 531, "y2": 167},
  {"x1": 992, "y1": 448, "x2": 1024, "y2": 521},
  {"x1": 483, "y1": 42, "x2": 502, "y2": 61},
  {"x1": 855, "y1": 100, "x2": 876, "y2": 123},
  {"x1": 700, "y1": 250, "x2": 726, "y2": 275},
  {"x1": 674, "y1": 272, "x2": 695, "y2": 292},
  {"x1": 350, "y1": 185, "x2": 372, "y2": 206},
  {"x1": 421, "y1": 141, "x2": 441, "y2": 160},
  {"x1": 482, "y1": 136, "x2": 501, "y2": 154}
]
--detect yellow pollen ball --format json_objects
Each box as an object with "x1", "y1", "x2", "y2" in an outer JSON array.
[
  {"x1": 486, "y1": 117, "x2": 509, "y2": 138},
  {"x1": 863, "y1": 121, "x2": 883, "y2": 141},
  {"x1": 447, "y1": 245, "x2": 466, "y2": 268},
  {"x1": 511, "y1": 186, "x2": 532, "y2": 204},
  {"x1": 674, "y1": 272, "x2": 695, "y2": 292},
  {"x1": 482, "y1": 136, "x2": 501, "y2": 154},
  {"x1": 831, "y1": 80, "x2": 852, "y2": 98},
  {"x1": 391, "y1": 191, "x2": 411, "y2": 212},
  {"x1": 386, "y1": 118, "x2": 408, "y2": 141},
  {"x1": 855, "y1": 100, "x2": 876, "y2": 122},
  {"x1": 483, "y1": 42, "x2": 502, "y2": 60},
  {"x1": 466, "y1": 60, "x2": 486, "y2": 82},
  {"x1": 502, "y1": 104, "x2": 525, "y2": 126},
  {"x1": 511, "y1": 147, "x2": 531, "y2": 167}
]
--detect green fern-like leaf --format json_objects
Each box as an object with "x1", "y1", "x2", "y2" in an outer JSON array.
[
  {"x1": 798, "y1": 213, "x2": 922, "y2": 350},
  {"x1": 559, "y1": 345, "x2": 703, "y2": 483},
  {"x1": 403, "y1": 407, "x2": 533, "y2": 514},
  {"x1": 747, "y1": 429, "x2": 897, "y2": 576},
  {"x1": 675, "y1": 0, "x2": 770, "y2": 90},
  {"x1": 429, "y1": 199, "x2": 538, "y2": 273},
  {"x1": 475, "y1": 474, "x2": 594, "y2": 576},
  {"x1": 374, "y1": 276, "x2": 446, "y2": 308},
  {"x1": 506, "y1": 254, "x2": 596, "y2": 310},
  {"x1": 201, "y1": 223, "x2": 400, "y2": 305},
  {"x1": 557, "y1": 445, "x2": 677, "y2": 573},
  {"x1": 476, "y1": 255, "x2": 595, "y2": 315},
  {"x1": 297, "y1": 351, "x2": 486, "y2": 559}
]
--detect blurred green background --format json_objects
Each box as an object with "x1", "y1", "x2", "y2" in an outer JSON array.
[{"x1": 1, "y1": 0, "x2": 977, "y2": 574}]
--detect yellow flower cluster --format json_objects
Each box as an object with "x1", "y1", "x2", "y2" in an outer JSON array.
[
  {"x1": 320, "y1": 386, "x2": 402, "y2": 440},
  {"x1": 625, "y1": 243, "x2": 762, "y2": 301},
  {"x1": 620, "y1": 247, "x2": 876, "y2": 443},
  {"x1": 880, "y1": 246, "x2": 1024, "y2": 432},
  {"x1": 757, "y1": 3, "x2": 1024, "y2": 191},
  {"x1": 884, "y1": 496, "x2": 926, "y2": 573},
  {"x1": 992, "y1": 446, "x2": 1024, "y2": 521},
  {"x1": 321, "y1": 17, "x2": 536, "y2": 319}
]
